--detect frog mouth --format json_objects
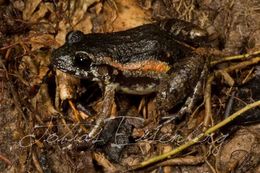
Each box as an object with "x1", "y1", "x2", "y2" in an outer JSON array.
[
  {"x1": 52, "y1": 55, "x2": 74, "y2": 72},
  {"x1": 52, "y1": 54, "x2": 89, "y2": 78}
]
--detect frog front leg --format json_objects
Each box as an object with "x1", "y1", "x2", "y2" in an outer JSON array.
[
  {"x1": 88, "y1": 83, "x2": 117, "y2": 138},
  {"x1": 156, "y1": 54, "x2": 205, "y2": 117}
]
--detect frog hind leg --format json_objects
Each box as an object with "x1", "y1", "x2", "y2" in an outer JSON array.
[
  {"x1": 158, "y1": 77, "x2": 203, "y2": 125},
  {"x1": 181, "y1": 61, "x2": 208, "y2": 113},
  {"x1": 159, "y1": 18, "x2": 208, "y2": 47},
  {"x1": 161, "y1": 61, "x2": 207, "y2": 125},
  {"x1": 156, "y1": 54, "x2": 205, "y2": 118}
]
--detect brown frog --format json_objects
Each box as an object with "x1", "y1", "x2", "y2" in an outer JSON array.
[{"x1": 51, "y1": 18, "x2": 208, "y2": 137}]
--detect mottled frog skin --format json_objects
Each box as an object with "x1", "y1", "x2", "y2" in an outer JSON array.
[{"x1": 52, "y1": 18, "x2": 208, "y2": 111}]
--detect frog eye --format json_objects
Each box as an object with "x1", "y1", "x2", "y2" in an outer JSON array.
[
  {"x1": 74, "y1": 52, "x2": 92, "y2": 68},
  {"x1": 66, "y1": 31, "x2": 85, "y2": 44}
]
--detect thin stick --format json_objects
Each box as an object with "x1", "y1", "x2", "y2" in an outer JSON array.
[
  {"x1": 219, "y1": 57, "x2": 260, "y2": 73},
  {"x1": 210, "y1": 51, "x2": 260, "y2": 65},
  {"x1": 0, "y1": 154, "x2": 12, "y2": 166},
  {"x1": 205, "y1": 100, "x2": 260, "y2": 134},
  {"x1": 130, "y1": 100, "x2": 260, "y2": 170},
  {"x1": 144, "y1": 156, "x2": 204, "y2": 172},
  {"x1": 203, "y1": 56, "x2": 260, "y2": 128},
  {"x1": 203, "y1": 74, "x2": 214, "y2": 130},
  {"x1": 68, "y1": 100, "x2": 88, "y2": 132},
  {"x1": 69, "y1": 100, "x2": 81, "y2": 122}
]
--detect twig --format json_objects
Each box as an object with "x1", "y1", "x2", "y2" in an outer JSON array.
[
  {"x1": 224, "y1": 91, "x2": 236, "y2": 118},
  {"x1": 69, "y1": 100, "x2": 81, "y2": 122},
  {"x1": 205, "y1": 159, "x2": 217, "y2": 173},
  {"x1": 0, "y1": 61, "x2": 28, "y2": 122},
  {"x1": 203, "y1": 56, "x2": 260, "y2": 128},
  {"x1": 93, "y1": 152, "x2": 118, "y2": 172},
  {"x1": 131, "y1": 55, "x2": 260, "y2": 170},
  {"x1": 210, "y1": 50, "x2": 260, "y2": 65},
  {"x1": 241, "y1": 67, "x2": 254, "y2": 84},
  {"x1": 205, "y1": 100, "x2": 260, "y2": 134},
  {"x1": 141, "y1": 156, "x2": 204, "y2": 172},
  {"x1": 217, "y1": 57, "x2": 260, "y2": 73},
  {"x1": 32, "y1": 151, "x2": 44, "y2": 173},
  {"x1": 203, "y1": 74, "x2": 214, "y2": 130},
  {"x1": 69, "y1": 100, "x2": 88, "y2": 132},
  {"x1": 130, "y1": 100, "x2": 260, "y2": 171},
  {"x1": 218, "y1": 70, "x2": 234, "y2": 86},
  {"x1": 0, "y1": 153, "x2": 12, "y2": 166}
]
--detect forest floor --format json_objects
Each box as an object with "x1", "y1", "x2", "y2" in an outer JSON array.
[{"x1": 0, "y1": 0, "x2": 259, "y2": 172}]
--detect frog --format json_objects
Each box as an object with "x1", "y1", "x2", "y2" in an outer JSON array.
[{"x1": 51, "y1": 18, "x2": 209, "y2": 137}]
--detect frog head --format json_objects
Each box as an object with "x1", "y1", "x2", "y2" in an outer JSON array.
[{"x1": 51, "y1": 31, "x2": 96, "y2": 79}]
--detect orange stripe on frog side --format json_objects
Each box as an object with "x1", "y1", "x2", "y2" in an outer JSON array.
[{"x1": 106, "y1": 59, "x2": 170, "y2": 73}]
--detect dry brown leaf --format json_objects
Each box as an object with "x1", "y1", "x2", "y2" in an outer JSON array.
[
  {"x1": 71, "y1": 0, "x2": 100, "y2": 26},
  {"x1": 216, "y1": 127, "x2": 260, "y2": 172},
  {"x1": 55, "y1": 1, "x2": 97, "y2": 45},
  {"x1": 55, "y1": 20, "x2": 70, "y2": 46},
  {"x1": 56, "y1": 70, "x2": 80, "y2": 101},
  {"x1": 31, "y1": 84, "x2": 58, "y2": 119},
  {"x1": 33, "y1": 53, "x2": 51, "y2": 85},
  {"x1": 162, "y1": 144, "x2": 173, "y2": 173},
  {"x1": 22, "y1": 0, "x2": 41, "y2": 20},
  {"x1": 74, "y1": 15, "x2": 93, "y2": 34},
  {"x1": 132, "y1": 128, "x2": 145, "y2": 138},
  {"x1": 121, "y1": 155, "x2": 143, "y2": 167},
  {"x1": 91, "y1": 0, "x2": 118, "y2": 32},
  {"x1": 93, "y1": 152, "x2": 118, "y2": 172},
  {"x1": 29, "y1": 33, "x2": 56, "y2": 51},
  {"x1": 30, "y1": 3, "x2": 49, "y2": 22},
  {"x1": 112, "y1": 0, "x2": 151, "y2": 31},
  {"x1": 138, "y1": 141, "x2": 152, "y2": 156}
]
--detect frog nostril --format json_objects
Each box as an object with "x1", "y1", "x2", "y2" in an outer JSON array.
[{"x1": 66, "y1": 30, "x2": 85, "y2": 44}]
